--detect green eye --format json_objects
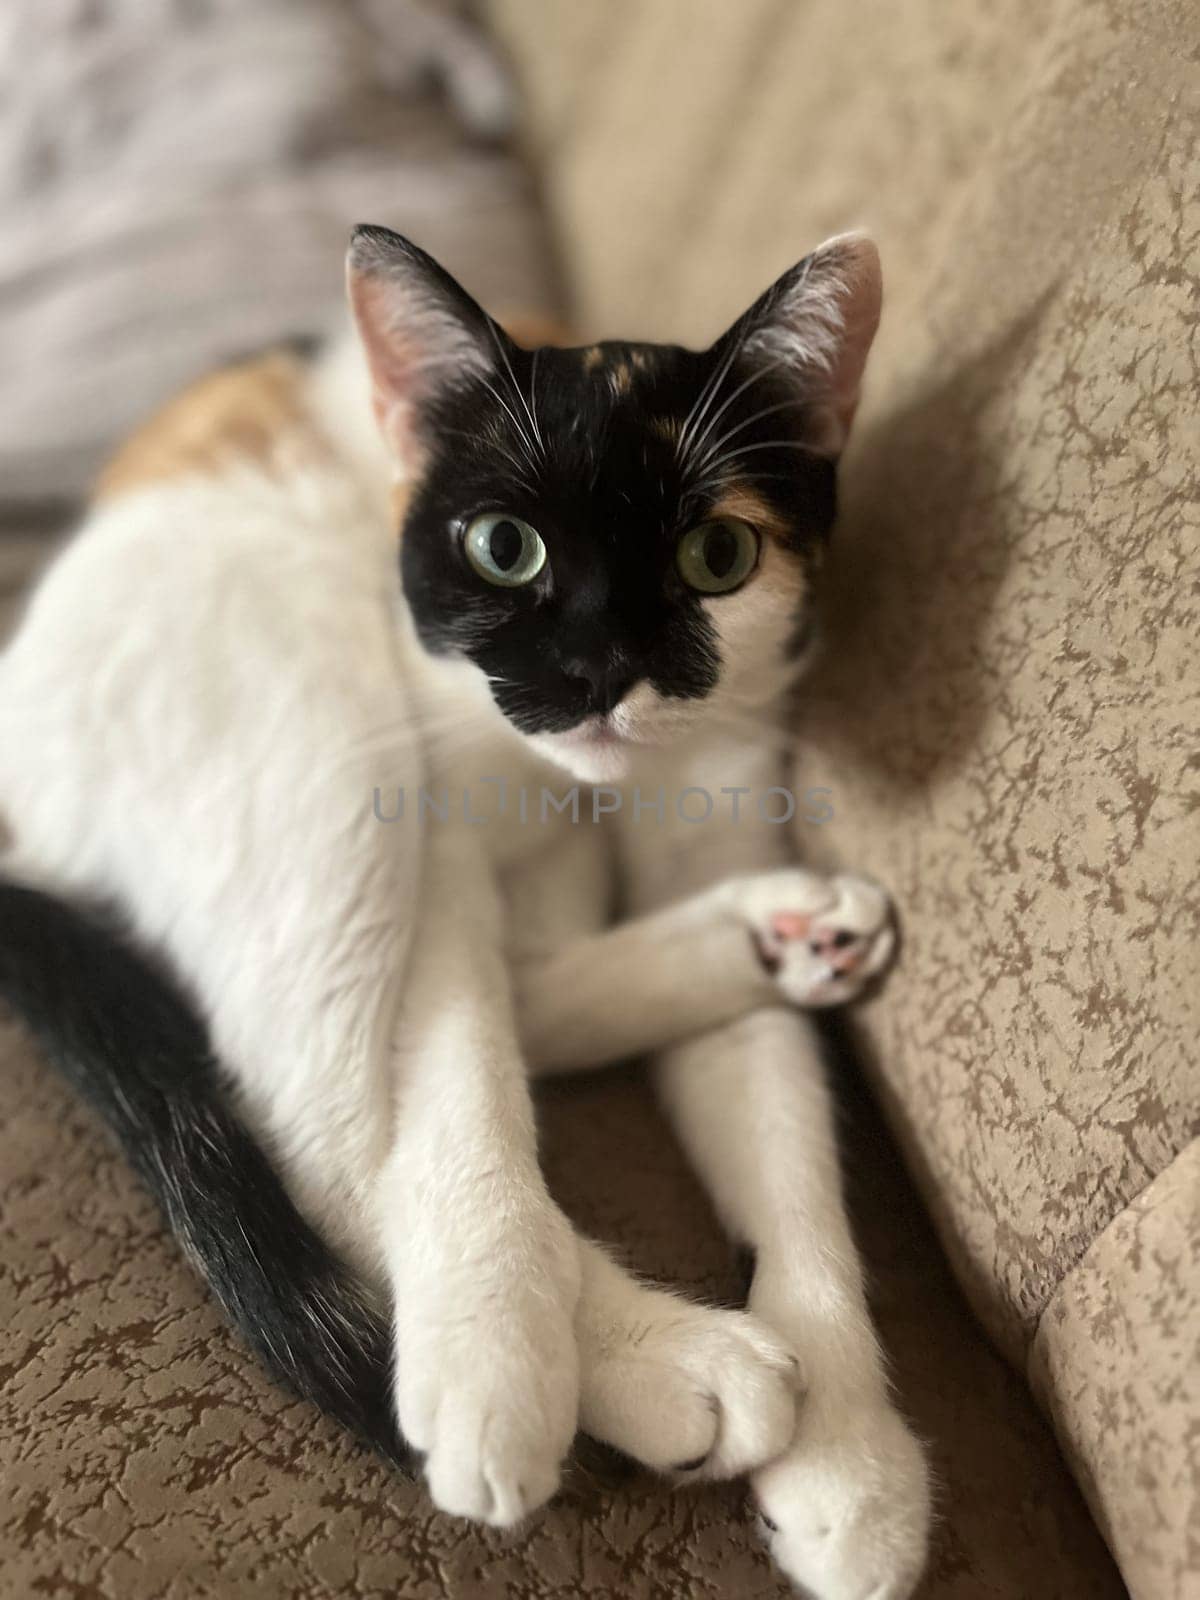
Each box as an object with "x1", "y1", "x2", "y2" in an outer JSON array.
[
  {"x1": 463, "y1": 513, "x2": 547, "y2": 587},
  {"x1": 676, "y1": 518, "x2": 759, "y2": 594}
]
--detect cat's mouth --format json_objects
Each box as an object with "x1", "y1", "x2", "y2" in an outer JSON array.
[
  {"x1": 529, "y1": 711, "x2": 644, "y2": 783},
  {"x1": 553, "y1": 714, "x2": 627, "y2": 750}
]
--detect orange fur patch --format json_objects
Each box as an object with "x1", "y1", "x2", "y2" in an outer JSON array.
[
  {"x1": 390, "y1": 481, "x2": 414, "y2": 532},
  {"x1": 501, "y1": 312, "x2": 575, "y2": 349},
  {"x1": 709, "y1": 483, "x2": 793, "y2": 548},
  {"x1": 97, "y1": 317, "x2": 573, "y2": 507},
  {"x1": 94, "y1": 349, "x2": 325, "y2": 502},
  {"x1": 608, "y1": 359, "x2": 634, "y2": 395}
]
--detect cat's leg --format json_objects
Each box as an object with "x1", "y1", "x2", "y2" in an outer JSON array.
[
  {"x1": 617, "y1": 755, "x2": 930, "y2": 1600},
  {"x1": 504, "y1": 824, "x2": 803, "y2": 1481},
  {"x1": 574, "y1": 1237, "x2": 802, "y2": 1479},
  {"x1": 655, "y1": 1014, "x2": 930, "y2": 1598},
  {"x1": 515, "y1": 869, "x2": 894, "y2": 1073},
  {"x1": 375, "y1": 824, "x2": 582, "y2": 1525}
]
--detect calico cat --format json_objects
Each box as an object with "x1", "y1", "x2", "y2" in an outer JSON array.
[{"x1": 0, "y1": 226, "x2": 930, "y2": 1599}]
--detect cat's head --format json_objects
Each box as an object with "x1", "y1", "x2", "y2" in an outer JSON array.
[{"x1": 347, "y1": 225, "x2": 880, "y2": 781}]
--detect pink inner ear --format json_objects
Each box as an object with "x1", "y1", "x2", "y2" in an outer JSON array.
[
  {"x1": 346, "y1": 254, "x2": 492, "y2": 466},
  {"x1": 823, "y1": 235, "x2": 883, "y2": 444},
  {"x1": 347, "y1": 272, "x2": 426, "y2": 458}
]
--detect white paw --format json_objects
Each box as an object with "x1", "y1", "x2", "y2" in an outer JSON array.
[
  {"x1": 732, "y1": 871, "x2": 896, "y2": 1008},
  {"x1": 578, "y1": 1284, "x2": 802, "y2": 1480},
  {"x1": 753, "y1": 1397, "x2": 931, "y2": 1600},
  {"x1": 394, "y1": 1211, "x2": 581, "y2": 1527}
]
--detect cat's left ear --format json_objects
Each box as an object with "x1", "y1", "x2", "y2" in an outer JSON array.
[
  {"x1": 716, "y1": 233, "x2": 882, "y2": 457},
  {"x1": 346, "y1": 224, "x2": 497, "y2": 460}
]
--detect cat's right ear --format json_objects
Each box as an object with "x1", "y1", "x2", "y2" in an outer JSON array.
[
  {"x1": 346, "y1": 225, "x2": 494, "y2": 461},
  {"x1": 712, "y1": 233, "x2": 883, "y2": 458}
]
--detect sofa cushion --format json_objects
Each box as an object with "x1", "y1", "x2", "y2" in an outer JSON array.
[
  {"x1": 1031, "y1": 1139, "x2": 1200, "y2": 1600},
  {"x1": 485, "y1": 0, "x2": 1199, "y2": 1591}
]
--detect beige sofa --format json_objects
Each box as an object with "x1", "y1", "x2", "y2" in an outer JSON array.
[
  {"x1": 484, "y1": 0, "x2": 1199, "y2": 1595},
  {"x1": 1, "y1": 3, "x2": 1193, "y2": 1598}
]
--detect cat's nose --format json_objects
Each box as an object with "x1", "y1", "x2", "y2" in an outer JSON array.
[{"x1": 561, "y1": 655, "x2": 637, "y2": 716}]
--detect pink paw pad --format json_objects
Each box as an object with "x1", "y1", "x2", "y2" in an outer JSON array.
[
  {"x1": 769, "y1": 911, "x2": 814, "y2": 942},
  {"x1": 770, "y1": 913, "x2": 866, "y2": 976}
]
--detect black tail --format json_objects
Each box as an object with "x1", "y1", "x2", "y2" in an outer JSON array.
[{"x1": 0, "y1": 880, "x2": 411, "y2": 1469}]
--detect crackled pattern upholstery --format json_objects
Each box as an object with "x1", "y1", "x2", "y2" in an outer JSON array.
[
  {"x1": 486, "y1": 0, "x2": 1198, "y2": 1592},
  {"x1": 0, "y1": 1003, "x2": 1125, "y2": 1599},
  {"x1": 1031, "y1": 1141, "x2": 1200, "y2": 1600}
]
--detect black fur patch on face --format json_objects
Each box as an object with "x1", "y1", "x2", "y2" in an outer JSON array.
[{"x1": 400, "y1": 337, "x2": 837, "y2": 735}]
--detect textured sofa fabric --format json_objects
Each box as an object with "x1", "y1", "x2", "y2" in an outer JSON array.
[
  {"x1": 1031, "y1": 1142, "x2": 1200, "y2": 1600},
  {"x1": 483, "y1": 0, "x2": 1199, "y2": 1592},
  {"x1": 0, "y1": 992, "x2": 1125, "y2": 1600}
]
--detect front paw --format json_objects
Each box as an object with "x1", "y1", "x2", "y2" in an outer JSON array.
[
  {"x1": 753, "y1": 1397, "x2": 930, "y2": 1600},
  {"x1": 733, "y1": 871, "x2": 896, "y2": 1007},
  {"x1": 579, "y1": 1292, "x2": 803, "y2": 1480},
  {"x1": 395, "y1": 1213, "x2": 581, "y2": 1527}
]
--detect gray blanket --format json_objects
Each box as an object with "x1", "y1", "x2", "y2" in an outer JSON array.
[{"x1": 0, "y1": 0, "x2": 557, "y2": 504}]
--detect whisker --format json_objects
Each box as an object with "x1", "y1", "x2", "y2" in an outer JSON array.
[
  {"x1": 528, "y1": 346, "x2": 543, "y2": 455},
  {"x1": 683, "y1": 355, "x2": 790, "y2": 474},
  {"x1": 676, "y1": 329, "x2": 745, "y2": 463},
  {"x1": 689, "y1": 398, "x2": 807, "y2": 476},
  {"x1": 446, "y1": 404, "x2": 541, "y2": 492},
  {"x1": 487, "y1": 318, "x2": 544, "y2": 461},
  {"x1": 705, "y1": 440, "x2": 823, "y2": 468},
  {"x1": 477, "y1": 375, "x2": 538, "y2": 471},
  {"x1": 436, "y1": 425, "x2": 537, "y2": 485}
]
